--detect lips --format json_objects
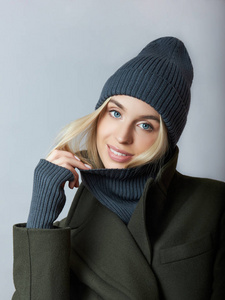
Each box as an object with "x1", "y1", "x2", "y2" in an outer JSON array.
[{"x1": 107, "y1": 145, "x2": 134, "y2": 163}]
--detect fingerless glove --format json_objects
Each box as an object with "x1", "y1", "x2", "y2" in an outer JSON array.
[{"x1": 27, "y1": 159, "x2": 74, "y2": 229}]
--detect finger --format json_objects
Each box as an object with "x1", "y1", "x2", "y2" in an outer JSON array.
[
  {"x1": 74, "y1": 175, "x2": 80, "y2": 188},
  {"x1": 68, "y1": 175, "x2": 79, "y2": 189},
  {"x1": 68, "y1": 180, "x2": 76, "y2": 189},
  {"x1": 54, "y1": 156, "x2": 92, "y2": 171},
  {"x1": 67, "y1": 156, "x2": 92, "y2": 170},
  {"x1": 47, "y1": 150, "x2": 92, "y2": 170},
  {"x1": 71, "y1": 173, "x2": 80, "y2": 188},
  {"x1": 47, "y1": 149, "x2": 75, "y2": 162},
  {"x1": 66, "y1": 172, "x2": 79, "y2": 189},
  {"x1": 73, "y1": 158, "x2": 92, "y2": 170}
]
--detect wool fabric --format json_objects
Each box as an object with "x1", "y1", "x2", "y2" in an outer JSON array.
[
  {"x1": 27, "y1": 159, "x2": 74, "y2": 228},
  {"x1": 80, "y1": 162, "x2": 159, "y2": 224},
  {"x1": 95, "y1": 36, "x2": 193, "y2": 148}
]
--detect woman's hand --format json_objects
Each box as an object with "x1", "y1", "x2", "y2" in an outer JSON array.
[{"x1": 46, "y1": 149, "x2": 92, "y2": 189}]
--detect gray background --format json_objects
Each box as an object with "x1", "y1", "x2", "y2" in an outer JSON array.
[{"x1": 1, "y1": 0, "x2": 224, "y2": 298}]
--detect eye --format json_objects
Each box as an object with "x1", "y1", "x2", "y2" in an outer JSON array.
[
  {"x1": 109, "y1": 110, "x2": 121, "y2": 119},
  {"x1": 138, "y1": 123, "x2": 153, "y2": 131}
]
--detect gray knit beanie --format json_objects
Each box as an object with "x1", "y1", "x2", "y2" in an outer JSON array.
[{"x1": 95, "y1": 36, "x2": 193, "y2": 148}]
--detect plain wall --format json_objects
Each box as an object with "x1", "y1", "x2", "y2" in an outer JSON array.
[{"x1": 0, "y1": 0, "x2": 224, "y2": 298}]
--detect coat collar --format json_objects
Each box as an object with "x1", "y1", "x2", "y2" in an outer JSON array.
[{"x1": 155, "y1": 146, "x2": 179, "y2": 193}]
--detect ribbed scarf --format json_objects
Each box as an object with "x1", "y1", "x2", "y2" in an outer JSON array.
[{"x1": 80, "y1": 163, "x2": 159, "y2": 224}]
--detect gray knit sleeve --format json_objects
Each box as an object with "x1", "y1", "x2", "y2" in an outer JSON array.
[{"x1": 27, "y1": 159, "x2": 74, "y2": 229}]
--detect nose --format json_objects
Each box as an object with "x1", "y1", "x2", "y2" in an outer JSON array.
[{"x1": 115, "y1": 123, "x2": 133, "y2": 144}]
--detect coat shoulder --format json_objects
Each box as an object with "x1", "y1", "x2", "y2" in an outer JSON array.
[
  {"x1": 175, "y1": 171, "x2": 225, "y2": 190},
  {"x1": 171, "y1": 171, "x2": 225, "y2": 205}
]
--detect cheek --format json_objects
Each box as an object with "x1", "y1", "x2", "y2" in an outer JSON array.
[
  {"x1": 137, "y1": 132, "x2": 159, "y2": 152},
  {"x1": 96, "y1": 116, "x2": 110, "y2": 142}
]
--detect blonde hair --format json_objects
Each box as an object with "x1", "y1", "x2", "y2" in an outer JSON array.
[{"x1": 51, "y1": 98, "x2": 169, "y2": 169}]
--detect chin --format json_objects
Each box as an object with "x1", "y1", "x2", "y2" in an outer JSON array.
[{"x1": 103, "y1": 161, "x2": 128, "y2": 169}]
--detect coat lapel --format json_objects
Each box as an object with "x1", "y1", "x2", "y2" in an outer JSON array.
[
  {"x1": 128, "y1": 147, "x2": 179, "y2": 263},
  {"x1": 65, "y1": 186, "x2": 160, "y2": 299},
  {"x1": 128, "y1": 177, "x2": 154, "y2": 264}
]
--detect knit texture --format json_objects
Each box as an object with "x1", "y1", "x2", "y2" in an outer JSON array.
[
  {"x1": 96, "y1": 36, "x2": 193, "y2": 148},
  {"x1": 80, "y1": 162, "x2": 159, "y2": 224},
  {"x1": 27, "y1": 159, "x2": 74, "y2": 229}
]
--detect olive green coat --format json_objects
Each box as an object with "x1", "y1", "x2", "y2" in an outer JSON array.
[{"x1": 12, "y1": 149, "x2": 225, "y2": 299}]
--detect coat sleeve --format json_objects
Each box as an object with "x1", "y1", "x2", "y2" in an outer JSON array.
[
  {"x1": 12, "y1": 223, "x2": 71, "y2": 300},
  {"x1": 211, "y1": 208, "x2": 225, "y2": 299}
]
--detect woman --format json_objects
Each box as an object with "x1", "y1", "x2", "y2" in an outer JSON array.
[{"x1": 12, "y1": 37, "x2": 225, "y2": 299}]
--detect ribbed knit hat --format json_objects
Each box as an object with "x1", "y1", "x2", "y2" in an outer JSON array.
[{"x1": 95, "y1": 36, "x2": 193, "y2": 148}]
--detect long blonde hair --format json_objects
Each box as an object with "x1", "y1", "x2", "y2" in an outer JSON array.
[{"x1": 51, "y1": 98, "x2": 169, "y2": 169}]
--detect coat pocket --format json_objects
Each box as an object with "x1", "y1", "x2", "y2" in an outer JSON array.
[{"x1": 160, "y1": 234, "x2": 213, "y2": 264}]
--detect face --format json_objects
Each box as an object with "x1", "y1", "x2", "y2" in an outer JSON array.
[{"x1": 96, "y1": 95, "x2": 160, "y2": 168}]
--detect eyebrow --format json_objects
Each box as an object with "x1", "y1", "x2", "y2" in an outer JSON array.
[
  {"x1": 109, "y1": 99, "x2": 125, "y2": 110},
  {"x1": 109, "y1": 98, "x2": 160, "y2": 123}
]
